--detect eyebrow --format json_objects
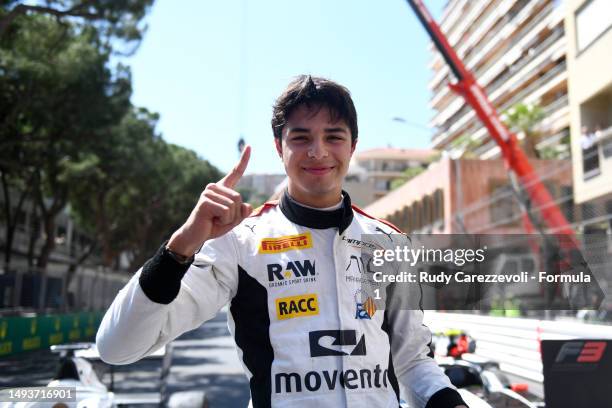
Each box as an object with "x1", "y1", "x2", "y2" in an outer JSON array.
[
  {"x1": 288, "y1": 127, "x2": 348, "y2": 134},
  {"x1": 288, "y1": 128, "x2": 310, "y2": 134},
  {"x1": 326, "y1": 127, "x2": 348, "y2": 133}
]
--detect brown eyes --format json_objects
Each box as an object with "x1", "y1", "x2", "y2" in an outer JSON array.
[{"x1": 289, "y1": 135, "x2": 345, "y2": 143}]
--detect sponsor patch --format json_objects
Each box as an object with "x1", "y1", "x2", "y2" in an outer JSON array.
[
  {"x1": 259, "y1": 232, "x2": 312, "y2": 254},
  {"x1": 268, "y1": 259, "x2": 317, "y2": 287},
  {"x1": 341, "y1": 235, "x2": 380, "y2": 250},
  {"x1": 276, "y1": 294, "x2": 319, "y2": 320},
  {"x1": 274, "y1": 364, "x2": 390, "y2": 393},
  {"x1": 354, "y1": 289, "x2": 376, "y2": 319},
  {"x1": 309, "y1": 330, "x2": 366, "y2": 357}
]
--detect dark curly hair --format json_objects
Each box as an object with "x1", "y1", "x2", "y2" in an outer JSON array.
[{"x1": 271, "y1": 75, "x2": 358, "y2": 143}]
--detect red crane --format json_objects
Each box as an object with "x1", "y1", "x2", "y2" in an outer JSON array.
[{"x1": 406, "y1": 0, "x2": 580, "y2": 263}]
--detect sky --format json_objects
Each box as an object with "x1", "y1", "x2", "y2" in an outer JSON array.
[{"x1": 123, "y1": 0, "x2": 447, "y2": 175}]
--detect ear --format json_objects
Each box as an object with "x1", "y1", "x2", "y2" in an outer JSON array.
[
  {"x1": 350, "y1": 138, "x2": 358, "y2": 154},
  {"x1": 274, "y1": 137, "x2": 283, "y2": 158}
]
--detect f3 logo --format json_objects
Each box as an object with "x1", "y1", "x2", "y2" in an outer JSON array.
[
  {"x1": 309, "y1": 330, "x2": 366, "y2": 357},
  {"x1": 555, "y1": 341, "x2": 607, "y2": 363}
]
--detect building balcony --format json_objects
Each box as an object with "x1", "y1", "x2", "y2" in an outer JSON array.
[
  {"x1": 440, "y1": 0, "x2": 469, "y2": 35},
  {"x1": 459, "y1": 0, "x2": 531, "y2": 69},
  {"x1": 474, "y1": 91, "x2": 568, "y2": 156},
  {"x1": 429, "y1": 0, "x2": 545, "y2": 93},
  {"x1": 431, "y1": 32, "x2": 565, "y2": 132},
  {"x1": 471, "y1": 0, "x2": 553, "y2": 76},
  {"x1": 429, "y1": 0, "x2": 498, "y2": 89},
  {"x1": 430, "y1": 1, "x2": 559, "y2": 118},
  {"x1": 581, "y1": 126, "x2": 612, "y2": 181},
  {"x1": 433, "y1": 59, "x2": 567, "y2": 149},
  {"x1": 487, "y1": 29, "x2": 565, "y2": 97}
]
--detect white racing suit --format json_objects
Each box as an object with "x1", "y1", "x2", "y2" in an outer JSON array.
[{"x1": 96, "y1": 191, "x2": 465, "y2": 408}]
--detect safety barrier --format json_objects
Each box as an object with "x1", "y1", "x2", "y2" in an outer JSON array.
[
  {"x1": 0, "y1": 311, "x2": 104, "y2": 358},
  {"x1": 424, "y1": 312, "x2": 612, "y2": 382}
]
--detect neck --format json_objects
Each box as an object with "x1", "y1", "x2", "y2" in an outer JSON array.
[
  {"x1": 287, "y1": 185, "x2": 343, "y2": 209},
  {"x1": 288, "y1": 193, "x2": 343, "y2": 211},
  {"x1": 279, "y1": 190, "x2": 354, "y2": 234}
]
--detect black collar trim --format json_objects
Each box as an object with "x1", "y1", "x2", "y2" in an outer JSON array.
[{"x1": 279, "y1": 190, "x2": 354, "y2": 234}]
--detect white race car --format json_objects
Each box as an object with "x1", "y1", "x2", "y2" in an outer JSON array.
[{"x1": 0, "y1": 343, "x2": 208, "y2": 408}]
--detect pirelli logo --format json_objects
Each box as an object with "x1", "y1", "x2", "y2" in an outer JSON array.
[
  {"x1": 259, "y1": 232, "x2": 312, "y2": 254},
  {"x1": 276, "y1": 294, "x2": 319, "y2": 320}
]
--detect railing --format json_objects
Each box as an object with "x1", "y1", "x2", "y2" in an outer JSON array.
[
  {"x1": 432, "y1": 0, "x2": 554, "y2": 108},
  {"x1": 582, "y1": 125, "x2": 612, "y2": 181},
  {"x1": 542, "y1": 94, "x2": 568, "y2": 117},
  {"x1": 486, "y1": 27, "x2": 564, "y2": 95},
  {"x1": 474, "y1": 1, "x2": 555, "y2": 80},
  {"x1": 464, "y1": 0, "x2": 535, "y2": 71},
  {"x1": 500, "y1": 59, "x2": 566, "y2": 111},
  {"x1": 435, "y1": 59, "x2": 566, "y2": 148},
  {"x1": 424, "y1": 312, "x2": 612, "y2": 382}
]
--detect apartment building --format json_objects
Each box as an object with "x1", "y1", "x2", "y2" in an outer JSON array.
[
  {"x1": 565, "y1": 0, "x2": 612, "y2": 235},
  {"x1": 237, "y1": 173, "x2": 287, "y2": 204},
  {"x1": 430, "y1": 0, "x2": 569, "y2": 159}
]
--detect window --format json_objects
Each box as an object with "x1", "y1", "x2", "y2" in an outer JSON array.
[
  {"x1": 489, "y1": 180, "x2": 520, "y2": 227},
  {"x1": 374, "y1": 179, "x2": 387, "y2": 191},
  {"x1": 576, "y1": 0, "x2": 612, "y2": 52},
  {"x1": 582, "y1": 138, "x2": 600, "y2": 180}
]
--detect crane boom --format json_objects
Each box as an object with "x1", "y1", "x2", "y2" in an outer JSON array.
[{"x1": 407, "y1": 0, "x2": 578, "y2": 249}]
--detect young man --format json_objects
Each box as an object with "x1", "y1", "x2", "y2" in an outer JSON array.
[{"x1": 96, "y1": 76, "x2": 467, "y2": 408}]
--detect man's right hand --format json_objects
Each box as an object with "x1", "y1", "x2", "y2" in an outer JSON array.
[{"x1": 166, "y1": 145, "x2": 253, "y2": 257}]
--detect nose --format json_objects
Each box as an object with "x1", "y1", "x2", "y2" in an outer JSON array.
[{"x1": 308, "y1": 138, "x2": 328, "y2": 159}]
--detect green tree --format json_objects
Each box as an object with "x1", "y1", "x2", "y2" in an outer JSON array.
[
  {"x1": 390, "y1": 166, "x2": 426, "y2": 190},
  {"x1": 0, "y1": 15, "x2": 131, "y2": 277},
  {"x1": 68, "y1": 107, "x2": 223, "y2": 272},
  {"x1": 503, "y1": 103, "x2": 545, "y2": 159},
  {"x1": 0, "y1": 0, "x2": 154, "y2": 54},
  {"x1": 449, "y1": 133, "x2": 480, "y2": 159},
  {"x1": 389, "y1": 152, "x2": 440, "y2": 191}
]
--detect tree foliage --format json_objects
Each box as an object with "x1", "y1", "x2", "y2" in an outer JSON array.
[
  {"x1": 1, "y1": 15, "x2": 133, "y2": 270},
  {"x1": 0, "y1": 0, "x2": 154, "y2": 54},
  {"x1": 0, "y1": 6, "x2": 223, "y2": 283},
  {"x1": 390, "y1": 166, "x2": 426, "y2": 191},
  {"x1": 503, "y1": 103, "x2": 545, "y2": 159},
  {"x1": 449, "y1": 133, "x2": 480, "y2": 159}
]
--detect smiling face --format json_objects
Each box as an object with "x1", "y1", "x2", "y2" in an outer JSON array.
[{"x1": 275, "y1": 104, "x2": 357, "y2": 208}]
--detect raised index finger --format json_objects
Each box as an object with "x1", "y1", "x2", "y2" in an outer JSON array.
[{"x1": 220, "y1": 145, "x2": 251, "y2": 188}]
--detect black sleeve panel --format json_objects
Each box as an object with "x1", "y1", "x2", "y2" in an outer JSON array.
[
  {"x1": 425, "y1": 387, "x2": 467, "y2": 408},
  {"x1": 139, "y1": 241, "x2": 192, "y2": 305}
]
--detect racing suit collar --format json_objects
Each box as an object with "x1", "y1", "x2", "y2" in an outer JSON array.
[{"x1": 279, "y1": 189, "x2": 354, "y2": 234}]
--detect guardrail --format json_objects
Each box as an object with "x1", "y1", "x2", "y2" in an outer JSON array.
[
  {"x1": 424, "y1": 312, "x2": 612, "y2": 382},
  {"x1": 0, "y1": 311, "x2": 104, "y2": 358}
]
